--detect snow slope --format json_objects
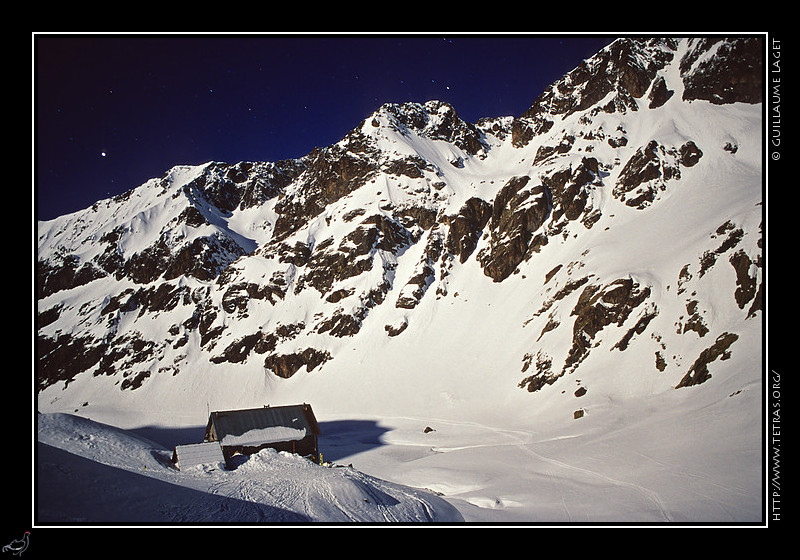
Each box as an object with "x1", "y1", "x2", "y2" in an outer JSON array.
[
  {"x1": 37, "y1": 358, "x2": 761, "y2": 525},
  {"x1": 37, "y1": 412, "x2": 463, "y2": 523}
]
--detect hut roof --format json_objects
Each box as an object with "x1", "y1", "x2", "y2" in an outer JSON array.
[
  {"x1": 173, "y1": 441, "x2": 225, "y2": 470},
  {"x1": 206, "y1": 403, "x2": 320, "y2": 448}
]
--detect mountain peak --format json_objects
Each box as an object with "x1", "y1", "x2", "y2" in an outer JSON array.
[
  {"x1": 519, "y1": 36, "x2": 761, "y2": 122},
  {"x1": 365, "y1": 99, "x2": 488, "y2": 157}
]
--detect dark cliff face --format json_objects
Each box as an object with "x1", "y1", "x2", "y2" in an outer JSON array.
[
  {"x1": 513, "y1": 37, "x2": 762, "y2": 147},
  {"x1": 680, "y1": 37, "x2": 763, "y2": 105},
  {"x1": 478, "y1": 176, "x2": 549, "y2": 282},
  {"x1": 520, "y1": 39, "x2": 678, "y2": 122}
]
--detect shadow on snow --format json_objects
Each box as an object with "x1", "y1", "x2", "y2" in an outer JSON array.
[
  {"x1": 36, "y1": 443, "x2": 310, "y2": 524},
  {"x1": 130, "y1": 418, "x2": 390, "y2": 465}
]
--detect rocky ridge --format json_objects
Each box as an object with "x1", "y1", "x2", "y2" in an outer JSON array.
[{"x1": 37, "y1": 37, "x2": 763, "y2": 421}]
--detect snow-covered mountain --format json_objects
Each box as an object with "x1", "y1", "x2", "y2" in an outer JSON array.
[{"x1": 36, "y1": 37, "x2": 765, "y2": 523}]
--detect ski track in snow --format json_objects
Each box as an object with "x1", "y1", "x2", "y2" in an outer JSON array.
[
  {"x1": 394, "y1": 415, "x2": 673, "y2": 521},
  {"x1": 525, "y1": 445, "x2": 672, "y2": 522}
]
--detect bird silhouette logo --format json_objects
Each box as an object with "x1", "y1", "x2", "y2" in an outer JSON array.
[{"x1": 2, "y1": 532, "x2": 29, "y2": 556}]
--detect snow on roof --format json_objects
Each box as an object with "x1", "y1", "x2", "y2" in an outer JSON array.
[
  {"x1": 207, "y1": 404, "x2": 319, "y2": 448},
  {"x1": 220, "y1": 425, "x2": 307, "y2": 447},
  {"x1": 174, "y1": 441, "x2": 225, "y2": 470}
]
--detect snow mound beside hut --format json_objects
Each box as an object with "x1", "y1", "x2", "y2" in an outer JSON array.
[{"x1": 36, "y1": 412, "x2": 463, "y2": 523}]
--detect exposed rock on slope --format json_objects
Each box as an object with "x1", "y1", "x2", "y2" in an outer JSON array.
[
  {"x1": 680, "y1": 38, "x2": 763, "y2": 104},
  {"x1": 612, "y1": 139, "x2": 702, "y2": 209}
]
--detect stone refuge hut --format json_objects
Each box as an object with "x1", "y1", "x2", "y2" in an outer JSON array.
[{"x1": 173, "y1": 403, "x2": 321, "y2": 470}]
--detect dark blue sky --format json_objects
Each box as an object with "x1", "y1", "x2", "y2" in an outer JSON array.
[{"x1": 34, "y1": 34, "x2": 615, "y2": 221}]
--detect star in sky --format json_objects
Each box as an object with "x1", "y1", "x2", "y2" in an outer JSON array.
[{"x1": 36, "y1": 34, "x2": 616, "y2": 221}]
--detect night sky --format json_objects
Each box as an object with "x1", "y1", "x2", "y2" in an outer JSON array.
[{"x1": 34, "y1": 34, "x2": 615, "y2": 222}]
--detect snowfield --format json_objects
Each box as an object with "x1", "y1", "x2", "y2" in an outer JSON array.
[{"x1": 37, "y1": 348, "x2": 762, "y2": 525}]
